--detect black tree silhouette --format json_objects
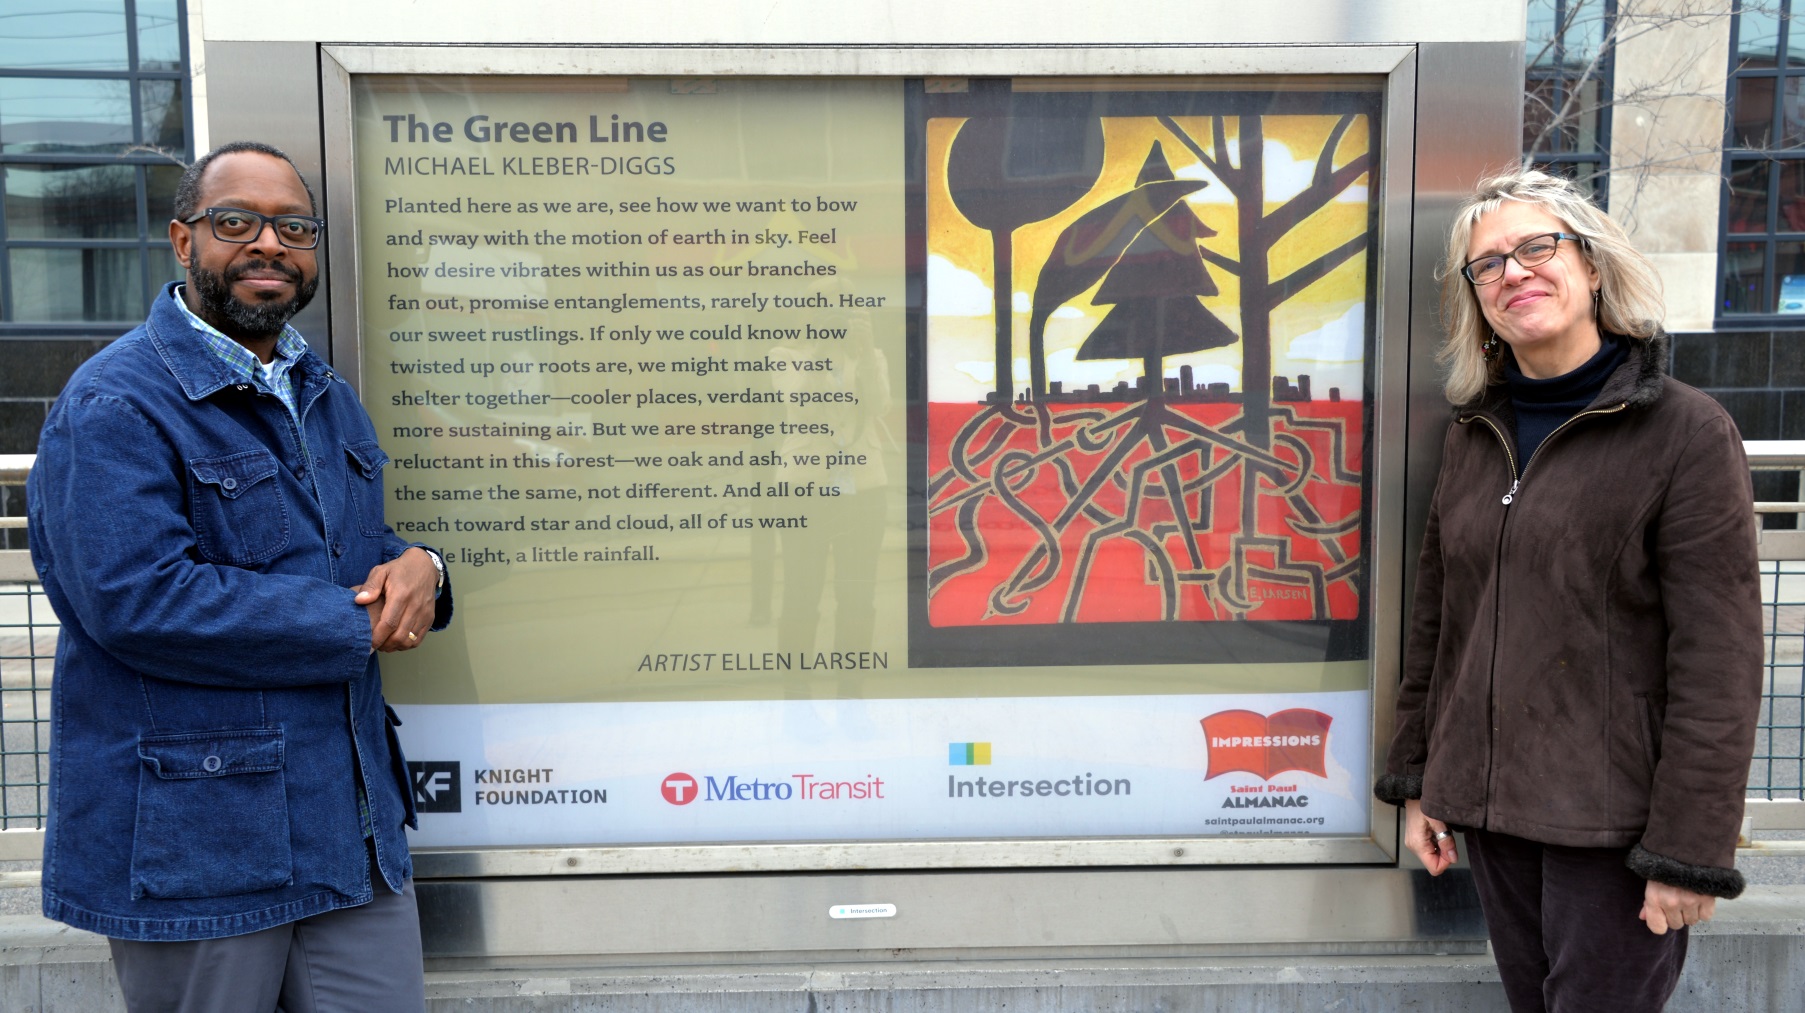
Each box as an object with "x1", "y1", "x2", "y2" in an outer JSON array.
[
  {"x1": 1074, "y1": 142, "x2": 1239, "y2": 388},
  {"x1": 944, "y1": 110, "x2": 1105, "y2": 405}
]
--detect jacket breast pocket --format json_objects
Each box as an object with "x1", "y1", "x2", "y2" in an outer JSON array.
[
  {"x1": 189, "y1": 450, "x2": 288, "y2": 564},
  {"x1": 345, "y1": 440, "x2": 390, "y2": 537},
  {"x1": 131, "y1": 729, "x2": 293, "y2": 900}
]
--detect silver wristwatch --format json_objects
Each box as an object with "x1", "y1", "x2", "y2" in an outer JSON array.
[{"x1": 423, "y1": 547, "x2": 446, "y2": 597}]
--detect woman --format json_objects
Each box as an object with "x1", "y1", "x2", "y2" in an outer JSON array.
[{"x1": 1374, "y1": 170, "x2": 1762, "y2": 1012}]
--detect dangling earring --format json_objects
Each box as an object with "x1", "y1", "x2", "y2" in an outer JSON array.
[
  {"x1": 1592, "y1": 288, "x2": 1602, "y2": 318},
  {"x1": 1482, "y1": 333, "x2": 1501, "y2": 361}
]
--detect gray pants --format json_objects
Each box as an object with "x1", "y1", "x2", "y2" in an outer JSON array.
[{"x1": 108, "y1": 861, "x2": 426, "y2": 1013}]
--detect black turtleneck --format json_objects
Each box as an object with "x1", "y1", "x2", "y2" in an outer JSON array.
[{"x1": 1502, "y1": 333, "x2": 1629, "y2": 468}]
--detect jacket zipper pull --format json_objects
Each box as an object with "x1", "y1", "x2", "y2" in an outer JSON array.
[{"x1": 1501, "y1": 479, "x2": 1519, "y2": 506}]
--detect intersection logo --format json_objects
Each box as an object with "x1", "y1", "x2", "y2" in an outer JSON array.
[
  {"x1": 661, "y1": 772, "x2": 699, "y2": 805},
  {"x1": 1201, "y1": 709, "x2": 1332, "y2": 780},
  {"x1": 948, "y1": 742, "x2": 991, "y2": 765},
  {"x1": 408, "y1": 761, "x2": 462, "y2": 813}
]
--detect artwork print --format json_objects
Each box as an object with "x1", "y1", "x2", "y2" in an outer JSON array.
[{"x1": 916, "y1": 87, "x2": 1376, "y2": 666}]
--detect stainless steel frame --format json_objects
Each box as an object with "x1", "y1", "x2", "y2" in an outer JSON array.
[{"x1": 186, "y1": 37, "x2": 1526, "y2": 957}]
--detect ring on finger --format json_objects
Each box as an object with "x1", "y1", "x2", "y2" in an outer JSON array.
[
  {"x1": 406, "y1": 631, "x2": 418, "y2": 642},
  {"x1": 1431, "y1": 830, "x2": 1452, "y2": 843}
]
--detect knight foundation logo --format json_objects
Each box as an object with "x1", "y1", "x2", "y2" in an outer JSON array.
[
  {"x1": 408, "y1": 761, "x2": 462, "y2": 813},
  {"x1": 1201, "y1": 709, "x2": 1332, "y2": 780}
]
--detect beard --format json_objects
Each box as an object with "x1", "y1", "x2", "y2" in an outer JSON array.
[{"x1": 188, "y1": 258, "x2": 319, "y2": 339}]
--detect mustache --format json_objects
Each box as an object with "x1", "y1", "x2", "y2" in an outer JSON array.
[{"x1": 225, "y1": 259, "x2": 301, "y2": 283}]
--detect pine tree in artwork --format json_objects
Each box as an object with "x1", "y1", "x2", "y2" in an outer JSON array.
[{"x1": 1074, "y1": 141, "x2": 1238, "y2": 392}]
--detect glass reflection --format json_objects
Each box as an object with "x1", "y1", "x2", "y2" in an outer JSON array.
[
  {"x1": 1524, "y1": 77, "x2": 1561, "y2": 151},
  {"x1": 1526, "y1": 0, "x2": 1610, "y2": 68},
  {"x1": 1560, "y1": 0, "x2": 1609, "y2": 65},
  {"x1": 8, "y1": 247, "x2": 144, "y2": 322},
  {"x1": 0, "y1": 2, "x2": 129, "y2": 72},
  {"x1": 149, "y1": 246, "x2": 182, "y2": 292},
  {"x1": 2, "y1": 164, "x2": 136, "y2": 239},
  {"x1": 1722, "y1": 241, "x2": 1767, "y2": 314},
  {"x1": 1524, "y1": 76, "x2": 1603, "y2": 155},
  {"x1": 1779, "y1": 161, "x2": 1805, "y2": 232},
  {"x1": 147, "y1": 163, "x2": 181, "y2": 222},
  {"x1": 1785, "y1": 76, "x2": 1805, "y2": 147},
  {"x1": 0, "y1": 77, "x2": 134, "y2": 154},
  {"x1": 1526, "y1": 0, "x2": 1560, "y2": 68},
  {"x1": 136, "y1": 0, "x2": 183, "y2": 71},
  {"x1": 1777, "y1": 242, "x2": 1805, "y2": 313},
  {"x1": 1729, "y1": 159, "x2": 1772, "y2": 233},
  {"x1": 1739, "y1": 4, "x2": 1782, "y2": 70},
  {"x1": 139, "y1": 79, "x2": 186, "y2": 151},
  {"x1": 1734, "y1": 75, "x2": 1777, "y2": 148}
]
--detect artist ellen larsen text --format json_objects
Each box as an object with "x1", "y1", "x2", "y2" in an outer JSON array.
[{"x1": 636, "y1": 652, "x2": 889, "y2": 672}]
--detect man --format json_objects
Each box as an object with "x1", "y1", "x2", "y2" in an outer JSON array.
[{"x1": 26, "y1": 141, "x2": 449, "y2": 1012}]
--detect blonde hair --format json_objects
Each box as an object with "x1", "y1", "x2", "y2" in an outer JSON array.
[{"x1": 1435, "y1": 170, "x2": 1665, "y2": 404}]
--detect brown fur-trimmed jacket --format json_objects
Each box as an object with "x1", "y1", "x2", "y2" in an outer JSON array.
[{"x1": 1375, "y1": 334, "x2": 1761, "y2": 897}]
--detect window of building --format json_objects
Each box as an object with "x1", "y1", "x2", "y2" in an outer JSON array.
[
  {"x1": 1524, "y1": 0, "x2": 1615, "y2": 204},
  {"x1": 1721, "y1": 1, "x2": 1805, "y2": 319},
  {"x1": 0, "y1": 1, "x2": 190, "y2": 334}
]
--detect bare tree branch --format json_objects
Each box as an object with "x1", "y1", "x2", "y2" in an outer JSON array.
[
  {"x1": 1262, "y1": 151, "x2": 1371, "y2": 240},
  {"x1": 1270, "y1": 234, "x2": 1369, "y2": 304},
  {"x1": 1197, "y1": 244, "x2": 1242, "y2": 276},
  {"x1": 1158, "y1": 114, "x2": 1238, "y2": 189},
  {"x1": 1313, "y1": 115, "x2": 1355, "y2": 188}
]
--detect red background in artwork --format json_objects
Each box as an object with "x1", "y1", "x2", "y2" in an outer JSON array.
[{"x1": 927, "y1": 401, "x2": 1364, "y2": 627}]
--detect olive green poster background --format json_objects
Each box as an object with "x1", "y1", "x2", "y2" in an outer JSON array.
[{"x1": 355, "y1": 76, "x2": 1366, "y2": 704}]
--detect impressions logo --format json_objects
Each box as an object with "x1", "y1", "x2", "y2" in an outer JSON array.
[
  {"x1": 661, "y1": 772, "x2": 699, "y2": 805},
  {"x1": 1200, "y1": 709, "x2": 1332, "y2": 780},
  {"x1": 408, "y1": 761, "x2": 462, "y2": 813},
  {"x1": 948, "y1": 742, "x2": 991, "y2": 765}
]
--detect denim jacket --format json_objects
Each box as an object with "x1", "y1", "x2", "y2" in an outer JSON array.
[{"x1": 27, "y1": 285, "x2": 451, "y2": 941}]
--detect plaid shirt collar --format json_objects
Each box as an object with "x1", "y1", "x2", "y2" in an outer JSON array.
[{"x1": 172, "y1": 285, "x2": 309, "y2": 418}]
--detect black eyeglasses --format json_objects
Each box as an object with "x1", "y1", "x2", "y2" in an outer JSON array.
[
  {"x1": 1460, "y1": 232, "x2": 1581, "y2": 286},
  {"x1": 183, "y1": 207, "x2": 325, "y2": 250}
]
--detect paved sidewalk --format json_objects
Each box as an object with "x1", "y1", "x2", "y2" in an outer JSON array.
[{"x1": 2, "y1": 886, "x2": 1801, "y2": 1013}]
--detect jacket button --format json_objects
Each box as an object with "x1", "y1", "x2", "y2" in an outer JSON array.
[
  {"x1": 332, "y1": 543, "x2": 344, "y2": 557},
  {"x1": 202, "y1": 755, "x2": 222, "y2": 772},
  {"x1": 221, "y1": 478, "x2": 237, "y2": 491}
]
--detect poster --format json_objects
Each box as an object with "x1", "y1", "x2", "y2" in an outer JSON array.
[
  {"x1": 913, "y1": 83, "x2": 1377, "y2": 668},
  {"x1": 352, "y1": 77, "x2": 1381, "y2": 849}
]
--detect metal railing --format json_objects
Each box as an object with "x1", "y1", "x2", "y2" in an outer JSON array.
[
  {"x1": 0, "y1": 452, "x2": 1801, "y2": 856},
  {"x1": 0, "y1": 456, "x2": 48, "y2": 852},
  {"x1": 1744, "y1": 442, "x2": 1805, "y2": 850}
]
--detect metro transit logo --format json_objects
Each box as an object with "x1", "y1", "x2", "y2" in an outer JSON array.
[
  {"x1": 1200, "y1": 709, "x2": 1332, "y2": 781},
  {"x1": 661, "y1": 772, "x2": 699, "y2": 805},
  {"x1": 659, "y1": 770, "x2": 884, "y2": 803}
]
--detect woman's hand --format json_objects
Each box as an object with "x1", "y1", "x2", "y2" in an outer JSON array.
[
  {"x1": 1404, "y1": 798, "x2": 1458, "y2": 875},
  {"x1": 1640, "y1": 881, "x2": 1716, "y2": 935}
]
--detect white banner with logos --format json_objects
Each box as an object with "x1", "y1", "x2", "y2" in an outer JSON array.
[{"x1": 394, "y1": 689, "x2": 1371, "y2": 847}]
